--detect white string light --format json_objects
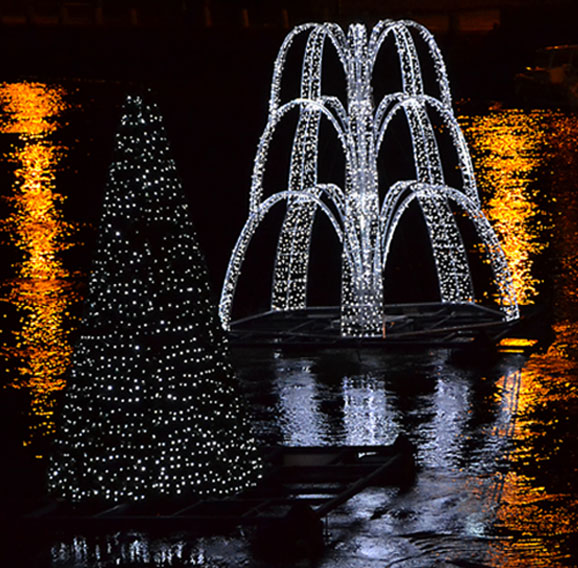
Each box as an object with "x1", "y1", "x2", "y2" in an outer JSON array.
[
  {"x1": 48, "y1": 94, "x2": 262, "y2": 504},
  {"x1": 219, "y1": 19, "x2": 519, "y2": 337}
]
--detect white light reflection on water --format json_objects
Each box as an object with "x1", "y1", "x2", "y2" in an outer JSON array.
[
  {"x1": 270, "y1": 351, "x2": 401, "y2": 447},
  {"x1": 342, "y1": 376, "x2": 398, "y2": 446},
  {"x1": 51, "y1": 534, "x2": 238, "y2": 568},
  {"x1": 46, "y1": 346, "x2": 574, "y2": 568},
  {"x1": 312, "y1": 358, "x2": 531, "y2": 567},
  {"x1": 272, "y1": 358, "x2": 328, "y2": 446},
  {"x1": 418, "y1": 375, "x2": 472, "y2": 468},
  {"x1": 23, "y1": 105, "x2": 578, "y2": 567}
]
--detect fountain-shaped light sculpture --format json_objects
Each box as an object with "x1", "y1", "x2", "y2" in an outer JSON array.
[{"x1": 219, "y1": 20, "x2": 519, "y2": 337}]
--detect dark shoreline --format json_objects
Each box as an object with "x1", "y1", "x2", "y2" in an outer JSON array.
[{"x1": 0, "y1": 15, "x2": 564, "y2": 99}]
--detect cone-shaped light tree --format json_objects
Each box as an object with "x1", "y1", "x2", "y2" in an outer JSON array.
[{"x1": 48, "y1": 94, "x2": 262, "y2": 504}]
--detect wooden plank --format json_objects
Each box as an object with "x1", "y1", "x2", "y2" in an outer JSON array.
[
  {"x1": 93, "y1": 503, "x2": 130, "y2": 517},
  {"x1": 315, "y1": 455, "x2": 398, "y2": 517},
  {"x1": 274, "y1": 463, "x2": 400, "y2": 483},
  {"x1": 20, "y1": 440, "x2": 415, "y2": 533}
]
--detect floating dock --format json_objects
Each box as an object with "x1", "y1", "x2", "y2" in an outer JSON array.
[
  {"x1": 229, "y1": 302, "x2": 541, "y2": 351},
  {"x1": 21, "y1": 436, "x2": 415, "y2": 536}
]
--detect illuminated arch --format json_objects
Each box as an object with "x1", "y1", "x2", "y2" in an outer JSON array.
[
  {"x1": 220, "y1": 20, "x2": 519, "y2": 337},
  {"x1": 219, "y1": 188, "x2": 349, "y2": 329},
  {"x1": 380, "y1": 181, "x2": 518, "y2": 320}
]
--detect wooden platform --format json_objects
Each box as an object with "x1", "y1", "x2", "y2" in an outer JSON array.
[
  {"x1": 229, "y1": 302, "x2": 538, "y2": 350},
  {"x1": 21, "y1": 437, "x2": 415, "y2": 534}
]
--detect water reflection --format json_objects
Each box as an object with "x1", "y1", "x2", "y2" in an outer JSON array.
[
  {"x1": 460, "y1": 109, "x2": 549, "y2": 305},
  {"x1": 485, "y1": 114, "x2": 578, "y2": 561},
  {"x1": 270, "y1": 353, "x2": 400, "y2": 447},
  {"x1": 273, "y1": 361, "x2": 328, "y2": 445},
  {"x1": 474, "y1": 110, "x2": 578, "y2": 566},
  {"x1": 234, "y1": 337, "x2": 575, "y2": 567},
  {"x1": 0, "y1": 82, "x2": 79, "y2": 448},
  {"x1": 342, "y1": 376, "x2": 396, "y2": 445},
  {"x1": 419, "y1": 375, "x2": 472, "y2": 468},
  {"x1": 51, "y1": 533, "x2": 242, "y2": 568},
  {"x1": 0, "y1": 95, "x2": 575, "y2": 567},
  {"x1": 486, "y1": 360, "x2": 578, "y2": 566}
]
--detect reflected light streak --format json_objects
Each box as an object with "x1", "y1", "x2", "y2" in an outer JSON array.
[
  {"x1": 274, "y1": 363, "x2": 327, "y2": 446},
  {"x1": 419, "y1": 376, "x2": 471, "y2": 469},
  {"x1": 460, "y1": 110, "x2": 549, "y2": 305},
  {"x1": 342, "y1": 376, "x2": 396, "y2": 446},
  {"x1": 0, "y1": 81, "x2": 67, "y2": 138},
  {"x1": 0, "y1": 82, "x2": 79, "y2": 447},
  {"x1": 499, "y1": 338, "x2": 538, "y2": 348},
  {"x1": 487, "y1": 358, "x2": 578, "y2": 566},
  {"x1": 468, "y1": 109, "x2": 578, "y2": 566},
  {"x1": 51, "y1": 534, "x2": 213, "y2": 567}
]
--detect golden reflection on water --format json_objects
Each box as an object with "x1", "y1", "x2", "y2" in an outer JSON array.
[
  {"x1": 0, "y1": 81, "x2": 66, "y2": 138},
  {"x1": 487, "y1": 353, "x2": 578, "y2": 566},
  {"x1": 460, "y1": 109, "x2": 549, "y2": 306},
  {"x1": 0, "y1": 82, "x2": 79, "y2": 447},
  {"x1": 478, "y1": 109, "x2": 578, "y2": 566}
]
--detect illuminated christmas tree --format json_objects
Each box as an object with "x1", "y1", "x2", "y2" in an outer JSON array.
[{"x1": 48, "y1": 94, "x2": 262, "y2": 504}]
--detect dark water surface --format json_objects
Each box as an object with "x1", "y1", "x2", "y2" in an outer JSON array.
[{"x1": 1, "y1": 81, "x2": 577, "y2": 567}]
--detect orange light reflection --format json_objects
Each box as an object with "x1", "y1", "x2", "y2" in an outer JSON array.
[
  {"x1": 460, "y1": 110, "x2": 549, "y2": 306},
  {"x1": 461, "y1": 108, "x2": 578, "y2": 566},
  {"x1": 0, "y1": 82, "x2": 79, "y2": 446},
  {"x1": 485, "y1": 356, "x2": 578, "y2": 567}
]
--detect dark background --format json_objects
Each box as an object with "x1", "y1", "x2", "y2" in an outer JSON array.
[{"x1": 2, "y1": 0, "x2": 577, "y2": 310}]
